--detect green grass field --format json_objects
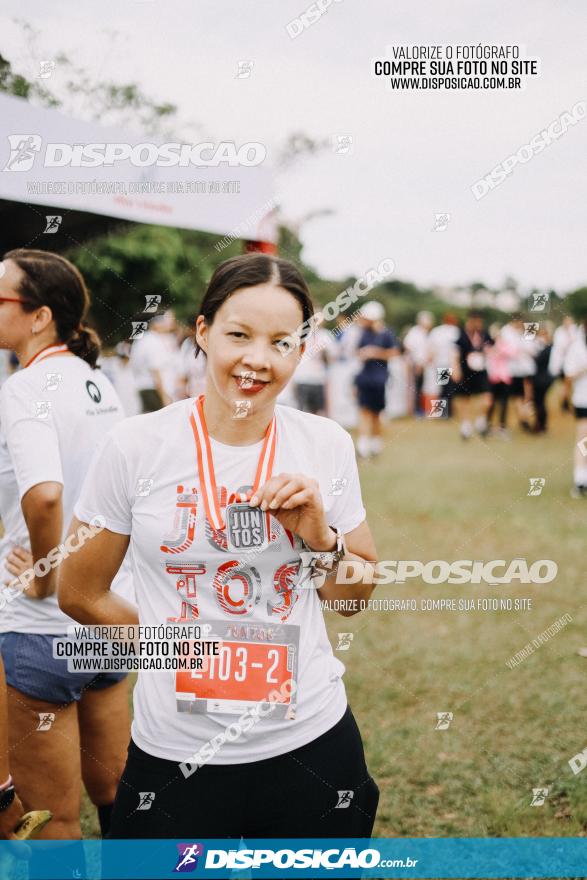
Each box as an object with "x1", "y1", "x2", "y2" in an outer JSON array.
[{"x1": 81, "y1": 399, "x2": 587, "y2": 841}]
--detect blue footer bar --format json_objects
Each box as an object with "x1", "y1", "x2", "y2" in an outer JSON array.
[{"x1": 1, "y1": 838, "x2": 587, "y2": 879}]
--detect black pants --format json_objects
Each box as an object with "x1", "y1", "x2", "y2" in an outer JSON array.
[
  {"x1": 489, "y1": 382, "x2": 510, "y2": 428},
  {"x1": 533, "y1": 377, "x2": 553, "y2": 431},
  {"x1": 107, "y1": 705, "x2": 379, "y2": 839}
]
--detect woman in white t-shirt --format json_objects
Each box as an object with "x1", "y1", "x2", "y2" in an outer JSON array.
[
  {"x1": 0, "y1": 250, "x2": 133, "y2": 852},
  {"x1": 60, "y1": 253, "x2": 380, "y2": 840},
  {"x1": 563, "y1": 318, "x2": 587, "y2": 497}
]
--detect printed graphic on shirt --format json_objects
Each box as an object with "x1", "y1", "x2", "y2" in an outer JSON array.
[
  {"x1": 160, "y1": 478, "x2": 304, "y2": 717},
  {"x1": 162, "y1": 474, "x2": 304, "y2": 619}
]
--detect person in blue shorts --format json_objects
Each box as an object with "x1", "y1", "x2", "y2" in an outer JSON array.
[{"x1": 354, "y1": 301, "x2": 399, "y2": 458}]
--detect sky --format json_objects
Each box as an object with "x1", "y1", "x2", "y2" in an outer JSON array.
[{"x1": 1, "y1": 0, "x2": 586, "y2": 293}]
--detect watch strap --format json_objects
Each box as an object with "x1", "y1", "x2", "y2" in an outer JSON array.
[{"x1": 0, "y1": 785, "x2": 16, "y2": 812}]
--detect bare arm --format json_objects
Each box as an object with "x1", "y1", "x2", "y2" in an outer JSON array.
[
  {"x1": 315, "y1": 520, "x2": 378, "y2": 617},
  {"x1": 58, "y1": 516, "x2": 137, "y2": 626},
  {"x1": 20, "y1": 482, "x2": 63, "y2": 599},
  {"x1": 358, "y1": 345, "x2": 398, "y2": 361}
]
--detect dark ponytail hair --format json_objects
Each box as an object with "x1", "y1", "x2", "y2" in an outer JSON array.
[
  {"x1": 3, "y1": 248, "x2": 101, "y2": 368},
  {"x1": 195, "y1": 253, "x2": 314, "y2": 358}
]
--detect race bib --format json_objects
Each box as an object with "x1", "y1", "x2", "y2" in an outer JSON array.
[
  {"x1": 175, "y1": 620, "x2": 299, "y2": 719},
  {"x1": 225, "y1": 502, "x2": 269, "y2": 552}
]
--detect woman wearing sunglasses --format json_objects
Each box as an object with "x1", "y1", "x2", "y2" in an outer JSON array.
[
  {"x1": 0, "y1": 250, "x2": 133, "y2": 864},
  {"x1": 60, "y1": 253, "x2": 380, "y2": 840}
]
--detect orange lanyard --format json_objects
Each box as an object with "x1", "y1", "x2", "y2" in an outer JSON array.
[
  {"x1": 189, "y1": 394, "x2": 277, "y2": 532},
  {"x1": 24, "y1": 344, "x2": 69, "y2": 368}
]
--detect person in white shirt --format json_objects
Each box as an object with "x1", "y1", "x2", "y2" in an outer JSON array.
[
  {"x1": 501, "y1": 317, "x2": 538, "y2": 432},
  {"x1": 550, "y1": 316, "x2": 579, "y2": 412},
  {"x1": 177, "y1": 333, "x2": 207, "y2": 401},
  {"x1": 403, "y1": 311, "x2": 433, "y2": 416},
  {"x1": 328, "y1": 315, "x2": 361, "y2": 428},
  {"x1": 130, "y1": 310, "x2": 180, "y2": 412},
  {"x1": 100, "y1": 342, "x2": 141, "y2": 417},
  {"x1": 563, "y1": 319, "x2": 587, "y2": 497},
  {"x1": 292, "y1": 326, "x2": 333, "y2": 415},
  {"x1": 59, "y1": 253, "x2": 380, "y2": 840},
  {"x1": 0, "y1": 249, "x2": 134, "y2": 858},
  {"x1": 424, "y1": 313, "x2": 460, "y2": 418}
]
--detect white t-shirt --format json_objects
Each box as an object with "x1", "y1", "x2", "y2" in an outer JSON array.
[
  {"x1": 427, "y1": 324, "x2": 459, "y2": 369},
  {"x1": 501, "y1": 324, "x2": 537, "y2": 377},
  {"x1": 74, "y1": 400, "x2": 366, "y2": 764},
  {"x1": 564, "y1": 333, "x2": 587, "y2": 408},
  {"x1": 403, "y1": 325, "x2": 430, "y2": 367},
  {"x1": 0, "y1": 353, "x2": 131, "y2": 633},
  {"x1": 423, "y1": 324, "x2": 459, "y2": 395},
  {"x1": 550, "y1": 323, "x2": 578, "y2": 376},
  {"x1": 100, "y1": 355, "x2": 141, "y2": 417},
  {"x1": 178, "y1": 339, "x2": 207, "y2": 400},
  {"x1": 130, "y1": 331, "x2": 179, "y2": 397},
  {"x1": 293, "y1": 329, "x2": 333, "y2": 386}
]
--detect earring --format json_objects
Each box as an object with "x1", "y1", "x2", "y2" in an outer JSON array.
[{"x1": 31, "y1": 328, "x2": 37, "y2": 335}]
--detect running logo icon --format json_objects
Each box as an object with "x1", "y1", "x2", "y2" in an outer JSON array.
[
  {"x1": 235, "y1": 60, "x2": 254, "y2": 78},
  {"x1": 329, "y1": 477, "x2": 348, "y2": 496},
  {"x1": 428, "y1": 399, "x2": 447, "y2": 418},
  {"x1": 336, "y1": 633, "x2": 354, "y2": 651},
  {"x1": 432, "y1": 213, "x2": 451, "y2": 231},
  {"x1": 436, "y1": 367, "x2": 452, "y2": 385},
  {"x1": 237, "y1": 371, "x2": 256, "y2": 390},
  {"x1": 44, "y1": 215, "x2": 62, "y2": 234},
  {"x1": 233, "y1": 400, "x2": 252, "y2": 419},
  {"x1": 174, "y1": 843, "x2": 204, "y2": 873},
  {"x1": 335, "y1": 790, "x2": 354, "y2": 808},
  {"x1": 136, "y1": 478, "x2": 154, "y2": 497},
  {"x1": 38, "y1": 60, "x2": 56, "y2": 79},
  {"x1": 144, "y1": 294, "x2": 161, "y2": 313},
  {"x1": 4, "y1": 134, "x2": 42, "y2": 171},
  {"x1": 334, "y1": 135, "x2": 353, "y2": 155},
  {"x1": 130, "y1": 321, "x2": 149, "y2": 340},
  {"x1": 43, "y1": 373, "x2": 62, "y2": 391},
  {"x1": 530, "y1": 293, "x2": 550, "y2": 312},
  {"x1": 35, "y1": 401, "x2": 51, "y2": 420},
  {"x1": 435, "y1": 712, "x2": 453, "y2": 730},
  {"x1": 528, "y1": 478, "x2": 545, "y2": 496},
  {"x1": 531, "y1": 787, "x2": 549, "y2": 806},
  {"x1": 523, "y1": 322, "x2": 539, "y2": 340},
  {"x1": 36, "y1": 712, "x2": 55, "y2": 731},
  {"x1": 137, "y1": 792, "x2": 155, "y2": 811}
]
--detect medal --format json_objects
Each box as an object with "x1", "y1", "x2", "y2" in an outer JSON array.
[
  {"x1": 189, "y1": 395, "x2": 277, "y2": 549},
  {"x1": 225, "y1": 500, "x2": 269, "y2": 551}
]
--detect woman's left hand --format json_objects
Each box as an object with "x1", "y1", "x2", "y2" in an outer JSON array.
[{"x1": 250, "y1": 474, "x2": 335, "y2": 551}]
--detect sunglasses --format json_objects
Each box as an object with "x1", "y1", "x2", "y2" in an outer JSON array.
[{"x1": 0, "y1": 296, "x2": 27, "y2": 304}]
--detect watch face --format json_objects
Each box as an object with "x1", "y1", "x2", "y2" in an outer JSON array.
[{"x1": 225, "y1": 502, "x2": 269, "y2": 552}]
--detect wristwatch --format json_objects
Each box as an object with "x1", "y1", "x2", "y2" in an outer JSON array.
[{"x1": 300, "y1": 527, "x2": 346, "y2": 588}]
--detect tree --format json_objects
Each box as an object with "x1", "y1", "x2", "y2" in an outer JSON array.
[{"x1": 564, "y1": 287, "x2": 587, "y2": 320}]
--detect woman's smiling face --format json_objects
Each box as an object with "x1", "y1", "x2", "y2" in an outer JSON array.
[{"x1": 195, "y1": 282, "x2": 305, "y2": 408}]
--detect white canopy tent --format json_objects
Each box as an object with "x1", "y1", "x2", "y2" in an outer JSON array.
[{"x1": 0, "y1": 93, "x2": 277, "y2": 250}]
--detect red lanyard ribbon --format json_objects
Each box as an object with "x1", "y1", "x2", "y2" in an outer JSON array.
[
  {"x1": 24, "y1": 344, "x2": 70, "y2": 368},
  {"x1": 189, "y1": 394, "x2": 277, "y2": 532}
]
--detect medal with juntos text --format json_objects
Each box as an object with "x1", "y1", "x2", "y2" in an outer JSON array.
[{"x1": 189, "y1": 394, "x2": 276, "y2": 550}]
